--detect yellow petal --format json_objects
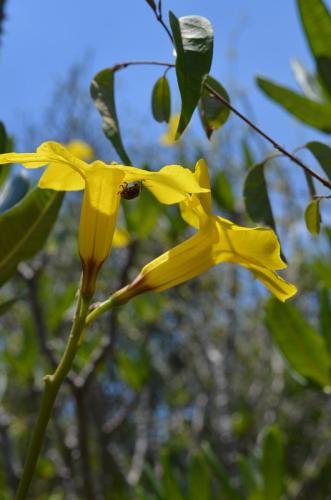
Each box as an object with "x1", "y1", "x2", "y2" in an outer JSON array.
[
  {"x1": 111, "y1": 223, "x2": 218, "y2": 305},
  {"x1": 37, "y1": 142, "x2": 88, "y2": 190},
  {"x1": 113, "y1": 227, "x2": 129, "y2": 247},
  {"x1": 160, "y1": 113, "x2": 180, "y2": 146},
  {"x1": 110, "y1": 164, "x2": 209, "y2": 204},
  {"x1": 65, "y1": 140, "x2": 94, "y2": 161},
  {"x1": 142, "y1": 225, "x2": 217, "y2": 290},
  {"x1": 213, "y1": 216, "x2": 286, "y2": 271},
  {"x1": 79, "y1": 168, "x2": 124, "y2": 265},
  {"x1": 180, "y1": 159, "x2": 212, "y2": 228},
  {"x1": 0, "y1": 152, "x2": 48, "y2": 168},
  {"x1": 112, "y1": 214, "x2": 296, "y2": 304},
  {"x1": 247, "y1": 264, "x2": 297, "y2": 302},
  {"x1": 193, "y1": 159, "x2": 212, "y2": 214}
]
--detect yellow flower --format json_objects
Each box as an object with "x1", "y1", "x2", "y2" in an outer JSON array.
[
  {"x1": 160, "y1": 113, "x2": 180, "y2": 146},
  {"x1": 113, "y1": 227, "x2": 129, "y2": 247},
  {"x1": 0, "y1": 142, "x2": 209, "y2": 297},
  {"x1": 112, "y1": 160, "x2": 297, "y2": 304},
  {"x1": 65, "y1": 139, "x2": 95, "y2": 161}
]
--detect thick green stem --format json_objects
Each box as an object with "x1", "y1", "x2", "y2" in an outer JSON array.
[{"x1": 16, "y1": 293, "x2": 91, "y2": 500}]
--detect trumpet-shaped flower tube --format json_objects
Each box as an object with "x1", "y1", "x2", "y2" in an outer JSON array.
[
  {"x1": 0, "y1": 142, "x2": 209, "y2": 297},
  {"x1": 112, "y1": 160, "x2": 297, "y2": 304}
]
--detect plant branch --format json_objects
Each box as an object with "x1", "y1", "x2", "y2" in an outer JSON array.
[
  {"x1": 73, "y1": 387, "x2": 96, "y2": 500},
  {"x1": 204, "y1": 82, "x2": 331, "y2": 190},
  {"x1": 155, "y1": 0, "x2": 174, "y2": 44},
  {"x1": 15, "y1": 293, "x2": 91, "y2": 500},
  {"x1": 112, "y1": 60, "x2": 174, "y2": 73}
]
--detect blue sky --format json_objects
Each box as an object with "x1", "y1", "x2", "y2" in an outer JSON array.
[{"x1": 1, "y1": 0, "x2": 331, "y2": 151}]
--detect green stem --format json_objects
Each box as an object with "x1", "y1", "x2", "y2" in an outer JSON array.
[
  {"x1": 85, "y1": 296, "x2": 115, "y2": 326},
  {"x1": 16, "y1": 293, "x2": 91, "y2": 500}
]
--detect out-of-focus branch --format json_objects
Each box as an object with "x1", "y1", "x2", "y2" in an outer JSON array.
[
  {"x1": 19, "y1": 263, "x2": 57, "y2": 369},
  {"x1": 0, "y1": 412, "x2": 19, "y2": 494},
  {"x1": 127, "y1": 390, "x2": 149, "y2": 485},
  {"x1": 0, "y1": 0, "x2": 7, "y2": 45},
  {"x1": 73, "y1": 387, "x2": 97, "y2": 500}
]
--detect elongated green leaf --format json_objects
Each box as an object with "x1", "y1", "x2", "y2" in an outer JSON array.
[
  {"x1": 0, "y1": 188, "x2": 63, "y2": 287},
  {"x1": 260, "y1": 425, "x2": 285, "y2": 500},
  {"x1": 141, "y1": 465, "x2": 164, "y2": 500},
  {"x1": 199, "y1": 75, "x2": 230, "y2": 139},
  {"x1": 265, "y1": 298, "x2": 331, "y2": 388},
  {"x1": 237, "y1": 456, "x2": 263, "y2": 500},
  {"x1": 0, "y1": 122, "x2": 10, "y2": 189},
  {"x1": 152, "y1": 75, "x2": 171, "y2": 123},
  {"x1": 291, "y1": 58, "x2": 323, "y2": 100},
  {"x1": 169, "y1": 12, "x2": 213, "y2": 139},
  {"x1": 90, "y1": 68, "x2": 131, "y2": 164},
  {"x1": 304, "y1": 198, "x2": 321, "y2": 235},
  {"x1": 319, "y1": 288, "x2": 331, "y2": 356},
  {"x1": 188, "y1": 453, "x2": 211, "y2": 500},
  {"x1": 305, "y1": 141, "x2": 331, "y2": 180},
  {"x1": 297, "y1": 0, "x2": 331, "y2": 96},
  {"x1": 257, "y1": 77, "x2": 331, "y2": 132},
  {"x1": 243, "y1": 161, "x2": 276, "y2": 229},
  {"x1": 161, "y1": 451, "x2": 185, "y2": 500},
  {"x1": 201, "y1": 443, "x2": 242, "y2": 500}
]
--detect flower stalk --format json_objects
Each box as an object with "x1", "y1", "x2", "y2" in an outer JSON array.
[{"x1": 16, "y1": 293, "x2": 91, "y2": 500}]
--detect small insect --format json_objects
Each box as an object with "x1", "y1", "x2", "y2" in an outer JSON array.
[{"x1": 119, "y1": 181, "x2": 142, "y2": 200}]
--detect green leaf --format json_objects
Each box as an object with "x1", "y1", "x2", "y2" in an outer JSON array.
[
  {"x1": 290, "y1": 58, "x2": 323, "y2": 100},
  {"x1": 260, "y1": 425, "x2": 285, "y2": 500},
  {"x1": 237, "y1": 456, "x2": 263, "y2": 500},
  {"x1": 199, "y1": 75, "x2": 230, "y2": 139},
  {"x1": 141, "y1": 465, "x2": 164, "y2": 500},
  {"x1": 161, "y1": 451, "x2": 185, "y2": 500},
  {"x1": 169, "y1": 12, "x2": 213, "y2": 138},
  {"x1": 90, "y1": 68, "x2": 131, "y2": 164},
  {"x1": 0, "y1": 298, "x2": 17, "y2": 316},
  {"x1": 125, "y1": 188, "x2": 162, "y2": 238},
  {"x1": 305, "y1": 141, "x2": 331, "y2": 180},
  {"x1": 0, "y1": 173, "x2": 30, "y2": 214},
  {"x1": 304, "y1": 199, "x2": 321, "y2": 235},
  {"x1": 187, "y1": 453, "x2": 211, "y2": 500},
  {"x1": 213, "y1": 171, "x2": 235, "y2": 212},
  {"x1": 319, "y1": 288, "x2": 331, "y2": 356},
  {"x1": 201, "y1": 443, "x2": 242, "y2": 500},
  {"x1": 243, "y1": 161, "x2": 276, "y2": 229},
  {"x1": 0, "y1": 372, "x2": 7, "y2": 402},
  {"x1": 256, "y1": 77, "x2": 331, "y2": 132},
  {"x1": 0, "y1": 188, "x2": 63, "y2": 287},
  {"x1": 242, "y1": 140, "x2": 255, "y2": 168},
  {"x1": 0, "y1": 122, "x2": 10, "y2": 189},
  {"x1": 152, "y1": 76, "x2": 171, "y2": 123},
  {"x1": 265, "y1": 298, "x2": 331, "y2": 388},
  {"x1": 297, "y1": 0, "x2": 331, "y2": 97}
]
